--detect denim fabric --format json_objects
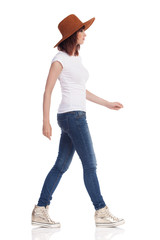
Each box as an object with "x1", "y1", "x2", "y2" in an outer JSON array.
[{"x1": 37, "y1": 111, "x2": 106, "y2": 210}]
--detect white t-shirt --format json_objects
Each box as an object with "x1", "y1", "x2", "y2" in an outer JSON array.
[{"x1": 51, "y1": 51, "x2": 89, "y2": 113}]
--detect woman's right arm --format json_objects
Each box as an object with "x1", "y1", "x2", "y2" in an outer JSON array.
[{"x1": 43, "y1": 61, "x2": 63, "y2": 140}]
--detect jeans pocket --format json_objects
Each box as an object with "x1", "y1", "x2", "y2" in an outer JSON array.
[{"x1": 57, "y1": 118, "x2": 69, "y2": 132}]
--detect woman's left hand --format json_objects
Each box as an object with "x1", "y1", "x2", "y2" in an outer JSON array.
[{"x1": 106, "y1": 101, "x2": 124, "y2": 110}]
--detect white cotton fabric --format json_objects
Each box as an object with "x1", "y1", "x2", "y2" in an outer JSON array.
[{"x1": 51, "y1": 51, "x2": 89, "y2": 113}]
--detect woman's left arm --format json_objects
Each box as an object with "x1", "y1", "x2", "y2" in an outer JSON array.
[{"x1": 86, "y1": 89, "x2": 124, "y2": 110}]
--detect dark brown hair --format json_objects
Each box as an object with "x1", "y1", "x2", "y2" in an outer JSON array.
[{"x1": 57, "y1": 25, "x2": 85, "y2": 56}]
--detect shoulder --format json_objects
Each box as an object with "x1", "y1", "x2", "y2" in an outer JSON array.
[{"x1": 51, "y1": 51, "x2": 67, "y2": 68}]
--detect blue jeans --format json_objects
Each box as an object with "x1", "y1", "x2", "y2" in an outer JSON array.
[{"x1": 37, "y1": 111, "x2": 106, "y2": 210}]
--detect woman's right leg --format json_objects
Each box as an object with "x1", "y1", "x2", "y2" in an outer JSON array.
[{"x1": 37, "y1": 128, "x2": 75, "y2": 207}]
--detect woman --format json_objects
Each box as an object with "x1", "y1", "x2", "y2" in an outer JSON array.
[{"x1": 31, "y1": 14, "x2": 125, "y2": 228}]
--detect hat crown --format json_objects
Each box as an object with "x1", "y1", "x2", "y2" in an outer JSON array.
[{"x1": 58, "y1": 14, "x2": 83, "y2": 38}]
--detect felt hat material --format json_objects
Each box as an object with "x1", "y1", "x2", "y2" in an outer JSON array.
[{"x1": 54, "y1": 14, "x2": 95, "y2": 48}]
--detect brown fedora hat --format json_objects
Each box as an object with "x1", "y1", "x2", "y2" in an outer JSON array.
[{"x1": 53, "y1": 14, "x2": 95, "y2": 48}]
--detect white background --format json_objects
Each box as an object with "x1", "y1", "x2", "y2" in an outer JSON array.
[{"x1": 0, "y1": 0, "x2": 160, "y2": 239}]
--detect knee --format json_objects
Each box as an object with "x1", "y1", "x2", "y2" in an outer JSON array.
[
  {"x1": 83, "y1": 155, "x2": 97, "y2": 174},
  {"x1": 52, "y1": 159, "x2": 69, "y2": 174},
  {"x1": 83, "y1": 166, "x2": 97, "y2": 174}
]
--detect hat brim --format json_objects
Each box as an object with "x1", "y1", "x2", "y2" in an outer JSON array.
[{"x1": 53, "y1": 17, "x2": 95, "y2": 48}]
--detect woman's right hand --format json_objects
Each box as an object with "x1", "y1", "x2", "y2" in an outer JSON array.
[{"x1": 42, "y1": 122, "x2": 52, "y2": 140}]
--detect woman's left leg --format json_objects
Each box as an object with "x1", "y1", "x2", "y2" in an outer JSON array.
[{"x1": 67, "y1": 111, "x2": 106, "y2": 210}]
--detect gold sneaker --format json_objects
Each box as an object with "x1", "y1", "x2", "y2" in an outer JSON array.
[
  {"x1": 31, "y1": 205, "x2": 61, "y2": 228},
  {"x1": 95, "y1": 205, "x2": 125, "y2": 227}
]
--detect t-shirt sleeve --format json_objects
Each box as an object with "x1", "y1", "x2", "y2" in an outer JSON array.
[{"x1": 51, "y1": 53, "x2": 65, "y2": 68}]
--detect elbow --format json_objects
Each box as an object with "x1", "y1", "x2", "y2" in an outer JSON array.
[
  {"x1": 86, "y1": 89, "x2": 88, "y2": 99},
  {"x1": 86, "y1": 90, "x2": 90, "y2": 100},
  {"x1": 44, "y1": 89, "x2": 52, "y2": 97}
]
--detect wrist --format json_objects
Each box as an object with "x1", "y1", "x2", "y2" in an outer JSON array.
[
  {"x1": 43, "y1": 119, "x2": 50, "y2": 124},
  {"x1": 104, "y1": 100, "x2": 110, "y2": 108}
]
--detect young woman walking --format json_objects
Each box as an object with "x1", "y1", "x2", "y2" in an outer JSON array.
[{"x1": 31, "y1": 14, "x2": 125, "y2": 228}]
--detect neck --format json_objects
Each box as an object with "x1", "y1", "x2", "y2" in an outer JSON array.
[{"x1": 71, "y1": 47, "x2": 76, "y2": 56}]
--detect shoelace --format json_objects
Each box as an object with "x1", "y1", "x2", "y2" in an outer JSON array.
[
  {"x1": 42, "y1": 208, "x2": 55, "y2": 223},
  {"x1": 97, "y1": 208, "x2": 119, "y2": 221},
  {"x1": 105, "y1": 210, "x2": 119, "y2": 221}
]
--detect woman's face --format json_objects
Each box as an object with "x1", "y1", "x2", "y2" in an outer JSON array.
[{"x1": 77, "y1": 28, "x2": 87, "y2": 45}]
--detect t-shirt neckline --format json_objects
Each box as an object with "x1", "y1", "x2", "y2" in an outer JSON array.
[{"x1": 60, "y1": 51, "x2": 79, "y2": 57}]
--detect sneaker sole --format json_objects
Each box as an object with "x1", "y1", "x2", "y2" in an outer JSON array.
[
  {"x1": 32, "y1": 221, "x2": 61, "y2": 228},
  {"x1": 96, "y1": 219, "x2": 125, "y2": 228}
]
